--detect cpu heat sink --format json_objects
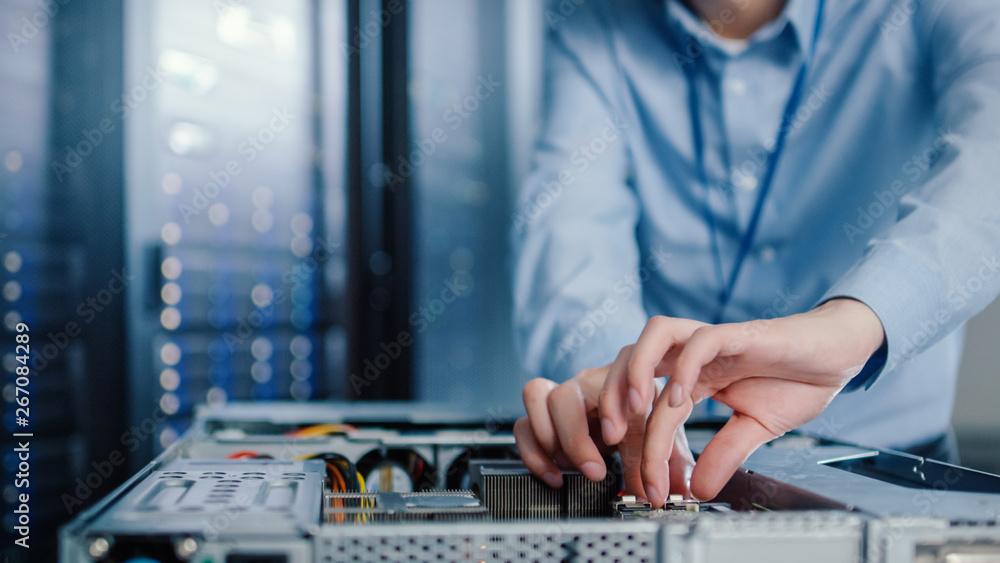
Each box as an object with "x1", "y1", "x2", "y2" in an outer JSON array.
[
  {"x1": 324, "y1": 490, "x2": 490, "y2": 523},
  {"x1": 469, "y1": 459, "x2": 619, "y2": 519}
]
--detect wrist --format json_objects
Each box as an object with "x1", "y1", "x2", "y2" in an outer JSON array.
[{"x1": 813, "y1": 298, "x2": 885, "y2": 360}]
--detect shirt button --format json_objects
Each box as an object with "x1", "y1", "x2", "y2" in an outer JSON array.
[
  {"x1": 730, "y1": 171, "x2": 758, "y2": 191},
  {"x1": 727, "y1": 78, "x2": 747, "y2": 96},
  {"x1": 759, "y1": 245, "x2": 776, "y2": 263}
]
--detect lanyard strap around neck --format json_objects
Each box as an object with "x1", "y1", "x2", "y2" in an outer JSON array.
[{"x1": 677, "y1": 0, "x2": 826, "y2": 324}]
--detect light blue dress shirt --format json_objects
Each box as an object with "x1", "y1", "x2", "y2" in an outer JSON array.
[{"x1": 513, "y1": 0, "x2": 1000, "y2": 449}]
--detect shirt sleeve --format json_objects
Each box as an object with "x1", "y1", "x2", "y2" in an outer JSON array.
[
  {"x1": 513, "y1": 4, "x2": 649, "y2": 382},
  {"x1": 821, "y1": 0, "x2": 1000, "y2": 388}
]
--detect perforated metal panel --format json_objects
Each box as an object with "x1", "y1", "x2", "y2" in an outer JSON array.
[
  {"x1": 83, "y1": 459, "x2": 325, "y2": 537},
  {"x1": 317, "y1": 520, "x2": 660, "y2": 562}
]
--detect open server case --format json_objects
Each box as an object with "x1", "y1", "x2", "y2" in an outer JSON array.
[{"x1": 60, "y1": 402, "x2": 1000, "y2": 563}]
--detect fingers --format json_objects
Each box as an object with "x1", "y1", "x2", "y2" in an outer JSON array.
[
  {"x1": 547, "y1": 381, "x2": 606, "y2": 481},
  {"x1": 523, "y1": 378, "x2": 560, "y2": 456},
  {"x1": 628, "y1": 317, "x2": 707, "y2": 412},
  {"x1": 615, "y1": 405, "x2": 652, "y2": 496},
  {"x1": 669, "y1": 426, "x2": 695, "y2": 499},
  {"x1": 669, "y1": 324, "x2": 740, "y2": 408},
  {"x1": 689, "y1": 412, "x2": 777, "y2": 501},
  {"x1": 598, "y1": 346, "x2": 633, "y2": 446},
  {"x1": 640, "y1": 395, "x2": 692, "y2": 507},
  {"x1": 514, "y1": 417, "x2": 563, "y2": 488}
]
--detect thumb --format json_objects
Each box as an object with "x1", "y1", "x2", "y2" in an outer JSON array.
[
  {"x1": 617, "y1": 410, "x2": 648, "y2": 497},
  {"x1": 668, "y1": 427, "x2": 695, "y2": 498},
  {"x1": 689, "y1": 413, "x2": 776, "y2": 501}
]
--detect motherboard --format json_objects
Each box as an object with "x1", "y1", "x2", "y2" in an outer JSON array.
[{"x1": 59, "y1": 402, "x2": 1000, "y2": 562}]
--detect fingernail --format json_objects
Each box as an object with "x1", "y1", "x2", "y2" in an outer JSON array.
[
  {"x1": 580, "y1": 462, "x2": 604, "y2": 481},
  {"x1": 645, "y1": 485, "x2": 660, "y2": 507},
  {"x1": 542, "y1": 472, "x2": 563, "y2": 488},
  {"x1": 668, "y1": 381, "x2": 684, "y2": 408},
  {"x1": 628, "y1": 387, "x2": 642, "y2": 413},
  {"x1": 601, "y1": 417, "x2": 616, "y2": 443}
]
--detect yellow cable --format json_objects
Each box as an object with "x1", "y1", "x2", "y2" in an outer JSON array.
[{"x1": 286, "y1": 424, "x2": 356, "y2": 438}]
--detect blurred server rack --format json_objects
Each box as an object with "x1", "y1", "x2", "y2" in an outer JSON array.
[
  {"x1": 2, "y1": 1, "x2": 129, "y2": 560},
  {"x1": 123, "y1": 0, "x2": 350, "y2": 468}
]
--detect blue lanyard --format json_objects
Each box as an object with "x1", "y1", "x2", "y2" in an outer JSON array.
[{"x1": 677, "y1": 1, "x2": 825, "y2": 324}]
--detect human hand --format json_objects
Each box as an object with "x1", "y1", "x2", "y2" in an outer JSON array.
[
  {"x1": 601, "y1": 298, "x2": 885, "y2": 506},
  {"x1": 513, "y1": 362, "x2": 695, "y2": 498}
]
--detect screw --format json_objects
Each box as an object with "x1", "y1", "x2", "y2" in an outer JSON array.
[
  {"x1": 88, "y1": 537, "x2": 110, "y2": 558},
  {"x1": 175, "y1": 537, "x2": 199, "y2": 559}
]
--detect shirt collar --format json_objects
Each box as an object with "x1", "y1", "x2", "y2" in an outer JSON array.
[{"x1": 665, "y1": 0, "x2": 821, "y2": 60}]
